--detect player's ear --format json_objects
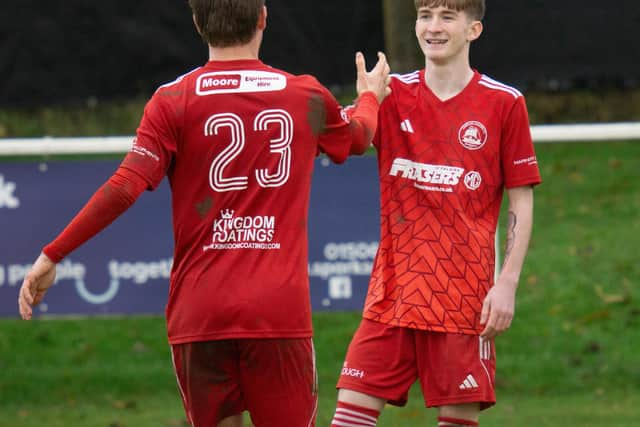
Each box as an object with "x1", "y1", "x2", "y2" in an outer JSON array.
[
  {"x1": 257, "y1": 6, "x2": 267, "y2": 30},
  {"x1": 467, "y1": 20, "x2": 483, "y2": 42}
]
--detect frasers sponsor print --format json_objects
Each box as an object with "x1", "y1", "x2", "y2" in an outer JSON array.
[
  {"x1": 389, "y1": 158, "x2": 483, "y2": 192},
  {"x1": 204, "y1": 209, "x2": 280, "y2": 251},
  {"x1": 196, "y1": 71, "x2": 287, "y2": 95}
]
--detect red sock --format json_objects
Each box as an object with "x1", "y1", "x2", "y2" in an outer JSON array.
[
  {"x1": 438, "y1": 416, "x2": 479, "y2": 426},
  {"x1": 331, "y1": 401, "x2": 380, "y2": 426}
]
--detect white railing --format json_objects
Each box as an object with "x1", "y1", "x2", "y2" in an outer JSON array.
[
  {"x1": 531, "y1": 122, "x2": 640, "y2": 143},
  {"x1": 0, "y1": 122, "x2": 639, "y2": 156}
]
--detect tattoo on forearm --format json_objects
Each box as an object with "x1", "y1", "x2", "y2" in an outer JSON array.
[{"x1": 503, "y1": 211, "x2": 517, "y2": 265}]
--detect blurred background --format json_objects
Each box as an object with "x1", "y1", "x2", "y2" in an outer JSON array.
[{"x1": 0, "y1": 1, "x2": 639, "y2": 426}]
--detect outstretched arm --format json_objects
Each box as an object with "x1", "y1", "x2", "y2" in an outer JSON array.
[
  {"x1": 18, "y1": 166, "x2": 148, "y2": 320},
  {"x1": 480, "y1": 185, "x2": 534, "y2": 339}
]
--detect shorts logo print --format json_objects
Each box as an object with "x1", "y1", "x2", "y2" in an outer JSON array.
[{"x1": 458, "y1": 374, "x2": 479, "y2": 390}]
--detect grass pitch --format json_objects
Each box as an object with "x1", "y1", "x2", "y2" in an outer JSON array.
[{"x1": 1, "y1": 140, "x2": 639, "y2": 426}]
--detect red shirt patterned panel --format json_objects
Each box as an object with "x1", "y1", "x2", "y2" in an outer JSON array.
[
  {"x1": 364, "y1": 70, "x2": 541, "y2": 335},
  {"x1": 122, "y1": 59, "x2": 360, "y2": 344}
]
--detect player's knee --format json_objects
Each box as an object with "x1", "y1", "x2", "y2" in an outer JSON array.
[{"x1": 438, "y1": 416, "x2": 479, "y2": 426}]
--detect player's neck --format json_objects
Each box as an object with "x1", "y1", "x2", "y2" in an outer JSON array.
[
  {"x1": 208, "y1": 46, "x2": 259, "y2": 62},
  {"x1": 208, "y1": 35, "x2": 262, "y2": 62},
  {"x1": 424, "y1": 57, "x2": 475, "y2": 101}
]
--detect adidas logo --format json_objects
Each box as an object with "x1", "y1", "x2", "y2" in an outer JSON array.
[
  {"x1": 459, "y1": 374, "x2": 479, "y2": 390},
  {"x1": 400, "y1": 119, "x2": 414, "y2": 134}
]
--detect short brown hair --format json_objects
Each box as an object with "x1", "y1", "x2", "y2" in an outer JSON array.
[
  {"x1": 414, "y1": 0, "x2": 485, "y2": 21},
  {"x1": 188, "y1": 0, "x2": 265, "y2": 47}
]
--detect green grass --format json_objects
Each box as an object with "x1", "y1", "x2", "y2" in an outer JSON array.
[{"x1": 1, "y1": 141, "x2": 639, "y2": 425}]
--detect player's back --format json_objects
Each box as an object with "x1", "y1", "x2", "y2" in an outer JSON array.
[{"x1": 133, "y1": 59, "x2": 348, "y2": 343}]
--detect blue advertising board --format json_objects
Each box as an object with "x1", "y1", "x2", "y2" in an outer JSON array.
[{"x1": 0, "y1": 157, "x2": 380, "y2": 317}]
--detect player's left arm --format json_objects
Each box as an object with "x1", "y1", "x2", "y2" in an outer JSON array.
[{"x1": 480, "y1": 185, "x2": 534, "y2": 339}]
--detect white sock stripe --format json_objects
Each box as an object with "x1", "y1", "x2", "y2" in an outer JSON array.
[
  {"x1": 333, "y1": 413, "x2": 377, "y2": 426},
  {"x1": 335, "y1": 408, "x2": 378, "y2": 422},
  {"x1": 332, "y1": 421, "x2": 374, "y2": 427}
]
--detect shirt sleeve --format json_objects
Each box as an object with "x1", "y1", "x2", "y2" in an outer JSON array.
[
  {"x1": 315, "y1": 85, "x2": 379, "y2": 163},
  {"x1": 42, "y1": 167, "x2": 148, "y2": 263},
  {"x1": 501, "y1": 96, "x2": 542, "y2": 188},
  {"x1": 120, "y1": 91, "x2": 179, "y2": 190}
]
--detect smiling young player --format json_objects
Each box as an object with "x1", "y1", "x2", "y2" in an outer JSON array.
[{"x1": 330, "y1": 1, "x2": 541, "y2": 426}]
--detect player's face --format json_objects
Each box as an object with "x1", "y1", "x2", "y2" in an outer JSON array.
[{"x1": 415, "y1": 6, "x2": 482, "y2": 65}]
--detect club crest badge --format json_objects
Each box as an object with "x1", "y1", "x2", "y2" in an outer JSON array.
[{"x1": 458, "y1": 121, "x2": 488, "y2": 150}]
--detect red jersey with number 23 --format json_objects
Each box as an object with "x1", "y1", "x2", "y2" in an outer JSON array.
[
  {"x1": 364, "y1": 70, "x2": 541, "y2": 335},
  {"x1": 122, "y1": 59, "x2": 366, "y2": 344}
]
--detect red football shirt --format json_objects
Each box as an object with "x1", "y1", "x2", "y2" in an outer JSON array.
[
  {"x1": 123, "y1": 59, "x2": 367, "y2": 344},
  {"x1": 364, "y1": 70, "x2": 542, "y2": 335}
]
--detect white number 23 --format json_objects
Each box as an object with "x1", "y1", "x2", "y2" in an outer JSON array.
[{"x1": 205, "y1": 109, "x2": 293, "y2": 192}]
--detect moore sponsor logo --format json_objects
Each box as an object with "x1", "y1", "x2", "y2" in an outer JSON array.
[
  {"x1": 0, "y1": 174, "x2": 20, "y2": 209},
  {"x1": 199, "y1": 74, "x2": 241, "y2": 91},
  {"x1": 204, "y1": 209, "x2": 280, "y2": 251},
  {"x1": 389, "y1": 158, "x2": 465, "y2": 193},
  {"x1": 196, "y1": 70, "x2": 287, "y2": 95}
]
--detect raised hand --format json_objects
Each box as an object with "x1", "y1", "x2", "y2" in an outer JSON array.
[{"x1": 355, "y1": 51, "x2": 392, "y2": 104}]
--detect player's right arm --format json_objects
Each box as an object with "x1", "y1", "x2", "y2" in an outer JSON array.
[{"x1": 317, "y1": 52, "x2": 391, "y2": 160}]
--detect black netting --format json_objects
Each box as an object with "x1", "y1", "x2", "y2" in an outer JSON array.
[{"x1": 1, "y1": 0, "x2": 638, "y2": 107}]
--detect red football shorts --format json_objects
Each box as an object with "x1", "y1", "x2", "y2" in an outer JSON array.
[
  {"x1": 336, "y1": 319, "x2": 496, "y2": 409},
  {"x1": 171, "y1": 338, "x2": 318, "y2": 426}
]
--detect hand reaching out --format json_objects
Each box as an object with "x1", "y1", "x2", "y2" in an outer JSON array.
[
  {"x1": 355, "y1": 51, "x2": 392, "y2": 104},
  {"x1": 18, "y1": 252, "x2": 56, "y2": 320}
]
